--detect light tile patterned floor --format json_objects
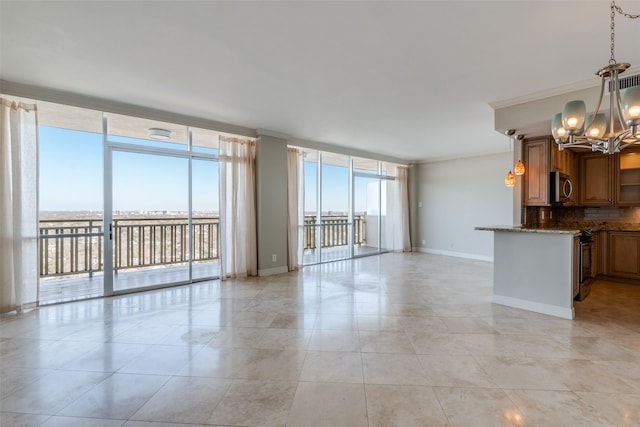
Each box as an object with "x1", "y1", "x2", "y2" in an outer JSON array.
[{"x1": 1, "y1": 252, "x2": 639, "y2": 426}]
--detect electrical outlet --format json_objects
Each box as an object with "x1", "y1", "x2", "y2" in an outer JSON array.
[
  {"x1": 421, "y1": 240, "x2": 425, "y2": 245},
  {"x1": 272, "y1": 254, "x2": 277, "y2": 262}
]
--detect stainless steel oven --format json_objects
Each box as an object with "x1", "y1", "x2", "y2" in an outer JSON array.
[{"x1": 576, "y1": 230, "x2": 594, "y2": 301}]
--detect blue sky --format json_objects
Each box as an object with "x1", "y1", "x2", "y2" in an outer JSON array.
[
  {"x1": 39, "y1": 127, "x2": 218, "y2": 212},
  {"x1": 40, "y1": 126, "x2": 376, "y2": 214}
]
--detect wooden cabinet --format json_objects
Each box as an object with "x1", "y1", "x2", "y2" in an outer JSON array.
[
  {"x1": 551, "y1": 145, "x2": 577, "y2": 178},
  {"x1": 551, "y1": 146, "x2": 577, "y2": 204},
  {"x1": 523, "y1": 137, "x2": 550, "y2": 206},
  {"x1": 579, "y1": 153, "x2": 613, "y2": 206},
  {"x1": 616, "y1": 148, "x2": 640, "y2": 205},
  {"x1": 606, "y1": 232, "x2": 640, "y2": 280}
]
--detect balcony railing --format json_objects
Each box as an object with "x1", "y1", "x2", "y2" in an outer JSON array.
[
  {"x1": 39, "y1": 217, "x2": 219, "y2": 278},
  {"x1": 39, "y1": 214, "x2": 365, "y2": 279},
  {"x1": 303, "y1": 214, "x2": 365, "y2": 250}
]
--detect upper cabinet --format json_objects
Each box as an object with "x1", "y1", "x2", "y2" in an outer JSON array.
[
  {"x1": 616, "y1": 147, "x2": 640, "y2": 206},
  {"x1": 523, "y1": 137, "x2": 550, "y2": 206},
  {"x1": 579, "y1": 153, "x2": 614, "y2": 206},
  {"x1": 523, "y1": 136, "x2": 577, "y2": 206},
  {"x1": 521, "y1": 136, "x2": 638, "y2": 207},
  {"x1": 551, "y1": 143, "x2": 577, "y2": 205}
]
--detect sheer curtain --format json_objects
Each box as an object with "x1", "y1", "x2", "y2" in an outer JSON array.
[
  {"x1": 396, "y1": 165, "x2": 412, "y2": 252},
  {"x1": 219, "y1": 136, "x2": 257, "y2": 279},
  {"x1": 384, "y1": 165, "x2": 411, "y2": 252},
  {"x1": 287, "y1": 147, "x2": 303, "y2": 271},
  {"x1": 1, "y1": 98, "x2": 39, "y2": 313}
]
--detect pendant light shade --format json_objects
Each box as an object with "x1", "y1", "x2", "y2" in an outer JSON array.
[
  {"x1": 504, "y1": 171, "x2": 516, "y2": 187},
  {"x1": 623, "y1": 86, "x2": 640, "y2": 126},
  {"x1": 562, "y1": 100, "x2": 586, "y2": 134},
  {"x1": 552, "y1": 113, "x2": 568, "y2": 144},
  {"x1": 514, "y1": 160, "x2": 525, "y2": 176},
  {"x1": 585, "y1": 113, "x2": 607, "y2": 139}
]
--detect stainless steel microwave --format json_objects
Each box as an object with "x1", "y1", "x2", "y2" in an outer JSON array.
[{"x1": 550, "y1": 171, "x2": 573, "y2": 204}]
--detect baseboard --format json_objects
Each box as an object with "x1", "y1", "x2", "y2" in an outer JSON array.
[
  {"x1": 258, "y1": 266, "x2": 289, "y2": 277},
  {"x1": 492, "y1": 294, "x2": 574, "y2": 320},
  {"x1": 414, "y1": 247, "x2": 493, "y2": 262}
]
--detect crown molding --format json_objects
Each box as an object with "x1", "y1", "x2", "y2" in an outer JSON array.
[{"x1": 489, "y1": 65, "x2": 640, "y2": 110}]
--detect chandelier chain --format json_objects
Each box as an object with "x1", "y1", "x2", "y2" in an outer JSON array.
[
  {"x1": 612, "y1": 3, "x2": 640, "y2": 20},
  {"x1": 610, "y1": 1, "x2": 640, "y2": 65}
]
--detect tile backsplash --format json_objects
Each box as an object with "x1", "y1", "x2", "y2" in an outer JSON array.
[{"x1": 523, "y1": 206, "x2": 640, "y2": 229}]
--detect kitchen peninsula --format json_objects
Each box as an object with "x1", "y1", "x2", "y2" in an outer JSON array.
[{"x1": 476, "y1": 226, "x2": 581, "y2": 319}]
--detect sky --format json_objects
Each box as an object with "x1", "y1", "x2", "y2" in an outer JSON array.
[
  {"x1": 39, "y1": 126, "x2": 382, "y2": 214},
  {"x1": 39, "y1": 127, "x2": 218, "y2": 212}
]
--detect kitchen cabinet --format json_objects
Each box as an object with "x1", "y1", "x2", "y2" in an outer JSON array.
[
  {"x1": 551, "y1": 145, "x2": 577, "y2": 178},
  {"x1": 523, "y1": 137, "x2": 550, "y2": 206},
  {"x1": 616, "y1": 148, "x2": 640, "y2": 206},
  {"x1": 606, "y1": 231, "x2": 640, "y2": 280},
  {"x1": 523, "y1": 136, "x2": 578, "y2": 206},
  {"x1": 551, "y1": 145, "x2": 577, "y2": 204},
  {"x1": 579, "y1": 153, "x2": 613, "y2": 206}
]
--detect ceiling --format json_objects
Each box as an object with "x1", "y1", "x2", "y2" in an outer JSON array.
[{"x1": 2, "y1": 1, "x2": 639, "y2": 162}]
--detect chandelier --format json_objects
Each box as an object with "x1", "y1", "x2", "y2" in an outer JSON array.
[{"x1": 552, "y1": 1, "x2": 640, "y2": 154}]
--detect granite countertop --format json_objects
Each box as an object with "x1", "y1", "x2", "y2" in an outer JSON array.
[
  {"x1": 475, "y1": 226, "x2": 581, "y2": 235},
  {"x1": 476, "y1": 224, "x2": 640, "y2": 233}
]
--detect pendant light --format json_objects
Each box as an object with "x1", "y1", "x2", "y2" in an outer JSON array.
[
  {"x1": 504, "y1": 170, "x2": 516, "y2": 187},
  {"x1": 504, "y1": 129, "x2": 516, "y2": 187},
  {"x1": 514, "y1": 134, "x2": 525, "y2": 176}
]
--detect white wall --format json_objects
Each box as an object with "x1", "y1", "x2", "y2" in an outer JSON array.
[{"x1": 414, "y1": 152, "x2": 514, "y2": 261}]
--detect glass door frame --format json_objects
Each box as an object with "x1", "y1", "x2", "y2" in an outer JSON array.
[
  {"x1": 351, "y1": 162, "x2": 396, "y2": 258},
  {"x1": 103, "y1": 118, "x2": 219, "y2": 296}
]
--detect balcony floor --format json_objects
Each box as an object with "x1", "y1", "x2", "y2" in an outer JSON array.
[
  {"x1": 303, "y1": 244, "x2": 384, "y2": 265},
  {"x1": 40, "y1": 246, "x2": 386, "y2": 305},
  {"x1": 40, "y1": 262, "x2": 220, "y2": 305}
]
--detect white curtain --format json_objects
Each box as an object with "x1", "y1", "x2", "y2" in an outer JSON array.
[
  {"x1": 384, "y1": 165, "x2": 411, "y2": 252},
  {"x1": 219, "y1": 136, "x2": 257, "y2": 279},
  {"x1": 286, "y1": 147, "x2": 303, "y2": 271},
  {"x1": 1, "y1": 98, "x2": 39, "y2": 313},
  {"x1": 396, "y1": 165, "x2": 412, "y2": 252}
]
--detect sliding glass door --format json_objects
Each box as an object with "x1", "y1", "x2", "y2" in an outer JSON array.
[
  {"x1": 299, "y1": 149, "x2": 399, "y2": 266},
  {"x1": 321, "y1": 153, "x2": 351, "y2": 263},
  {"x1": 191, "y1": 158, "x2": 220, "y2": 280},
  {"x1": 37, "y1": 104, "x2": 228, "y2": 303},
  {"x1": 111, "y1": 150, "x2": 190, "y2": 292},
  {"x1": 104, "y1": 114, "x2": 221, "y2": 295},
  {"x1": 353, "y1": 175, "x2": 379, "y2": 257}
]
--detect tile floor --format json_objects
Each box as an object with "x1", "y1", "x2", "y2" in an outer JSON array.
[{"x1": 1, "y1": 252, "x2": 639, "y2": 426}]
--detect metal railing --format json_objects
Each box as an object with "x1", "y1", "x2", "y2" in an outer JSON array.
[
  {"x1": 113, "y1": 217, "x2": 219, "y2": 272},
  {"x1": 39, "y1": 219, "x2": 103, "y2": 278},
  {"x1": 39, "y1": 214, "x2": 364, "y2": 278},
  {"x1": 303, "y1": 214, "x2": 365, "y2": 250},
  {"x1": 39, "y1": 217, "x2": 219, "y2": 278}
]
